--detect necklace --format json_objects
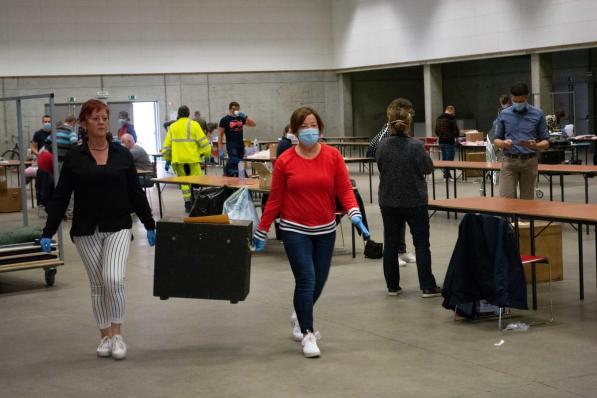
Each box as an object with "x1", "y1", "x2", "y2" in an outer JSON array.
[{"x1": 89, "y1": 144, "x2": 108, "y2": 151}]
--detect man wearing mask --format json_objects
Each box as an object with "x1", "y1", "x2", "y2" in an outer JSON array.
[
  {"x1": 217, "y1": 101, "x2": 256, "y2": 177},
  {"x1": 117, "y1": 111, "x2": 137, "y2": 142},
  {"x1": 495, "y1": 82, "x2": 549, "y2": 199},
  {"x1": 31, "y1": 115, "x2": 52, "y2": 156},
  {"x1": 435, "y1": 105, "x2": 460, "y2": 179}
]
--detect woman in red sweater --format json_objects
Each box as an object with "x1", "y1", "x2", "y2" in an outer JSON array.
[{"x1": 253, "y1": 107, "x2": 369, "y2": 358}]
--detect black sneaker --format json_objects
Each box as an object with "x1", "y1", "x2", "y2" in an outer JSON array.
[
  {"x1": 421, "y1": 286, "x2": 442, "y2": 298},
  {"x1": 184, "y1": 201, "x2": 192, "y2": 213},
  {"x1": 387, "y1": 287, "x2": 403, "y2": 296}
]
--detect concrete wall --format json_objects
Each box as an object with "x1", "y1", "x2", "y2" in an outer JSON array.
[
  {"x1": 0, "y1": 0, "x2": 333, "y2": 76},
  {"x1": 332, "y1": 0, "x2": 597, "y2": 70},
  {"x1": 350, "y1": 67, "x2": 424, "y2": 137},
  {"x1": 442, "y1": 56, "x2": 531, "y2": 133},
  {"x1": 0, "y1": 72, "x2": 341, "y2": 152}
]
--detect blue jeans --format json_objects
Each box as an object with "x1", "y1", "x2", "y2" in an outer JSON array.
[
  {"x1": 439, "y1": 143, "x2": 455, "y2": 177},
  {"x1": 224, "y1": 144, "x2": 245, "y2": 177},
  {"x1": 380, "y1": 205, "x2": 437, "y2": 291},
  {"x1": 282, "y1": 230, "x2": 336, "y2": 333}
]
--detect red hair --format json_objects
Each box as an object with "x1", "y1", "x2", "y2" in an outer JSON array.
[{"x1": 78, "y1": 99, "x2": 109, "y2": 123}]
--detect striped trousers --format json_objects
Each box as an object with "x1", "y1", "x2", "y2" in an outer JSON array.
[{"x1": 74, "y1": 228, "x2": 132, "y2": 330}]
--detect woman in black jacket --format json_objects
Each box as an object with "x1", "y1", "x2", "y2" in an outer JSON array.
[
  {"x1": 376, "y1": 99, "x2": 441, "y2": 298},
  {"x1": 40, "y1": 99, "x2": 156, "y2": 360}
]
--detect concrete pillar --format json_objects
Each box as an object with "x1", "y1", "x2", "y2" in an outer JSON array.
[
  {"x1": 531, "y1": 53, "x2": 553, "y2": 113},
  {"x1": 424, "y1": 64, "x2": 443, "y2": 137},
  {"x1": 337, "y1": 73, "x2": 353, "y2": 137}
]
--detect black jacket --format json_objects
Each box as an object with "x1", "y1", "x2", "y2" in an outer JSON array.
[
  {"x1": 42, "y1": 141, "x2": 155, "y2": 239},
  {"x1": 435, "y1": 113, "x2": 459, "y2": 144},
  {"x1": 276, "y1": 136, "x2": 293, "y2": 157},
  {"x1": 442, "y1": 214, "x2": 528, "y2": 311},
  {"x1": 375, "y1": 134, "x2": 433, "y2": 208}
]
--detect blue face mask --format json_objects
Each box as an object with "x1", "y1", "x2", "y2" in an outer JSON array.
[
  {"x1": 512, "y1": 102, "x2": 526, "y2": 112},
  {"x1": 298, "y1": 128, "x2": 319, "y2": 147},
  {"x1": 43, "y1": 122, "x2": 51, "y2": 130}
]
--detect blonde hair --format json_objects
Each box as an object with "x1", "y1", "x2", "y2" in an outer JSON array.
[{"x1": 386, "y1": 100, "x2": 412, "y2": 135}]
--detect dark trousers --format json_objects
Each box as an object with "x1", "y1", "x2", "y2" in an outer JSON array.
[
  {"x1": 224, "y1": 144, "x2": 245, "y2": 177},
  {"x1": 380, "y1": 205, "x2": 437, "y2": 291},
  {"x1": 439, "y1": 143, "x2": 455, "y2": 178},
  {"x1": 282, "y1": 230, "x2": 336, "y2": 334}
]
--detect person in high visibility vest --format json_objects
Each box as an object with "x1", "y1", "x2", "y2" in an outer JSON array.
[{"x1": 162, "y1": 105, "x2": 212, "y2": 212}]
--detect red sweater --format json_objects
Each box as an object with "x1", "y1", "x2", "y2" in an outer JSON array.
[
  {"x1": 255, "y1": 144, "x2": 360, "y2": 239},
  {"x1": 37, "y1": 150, "x2": 54, "y2": 175}
]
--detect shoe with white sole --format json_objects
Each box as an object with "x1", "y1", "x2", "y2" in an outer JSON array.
[
  {"x1": 302, "y1": 331, "x2": 321, "y2": 358},
  {"x1": 111, "y1": 335, "x2": 127, "y2": 360},
  {"x1": 399, "y1": 257, "x2": 406, "y2": 267},
  {"x1": 399, "y1": 252, "x2": 416, "y2": 263},
  {"x1": 96, "y1": 336, "x2": 112, "y2": 358},
  {"x1": 291, "y1": 312, "x2": 303, "y2": 342}
]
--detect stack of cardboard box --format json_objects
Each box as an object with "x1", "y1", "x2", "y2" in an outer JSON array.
[{"x1": 0, "y1": 165, "x2": 22, "y2": 213}]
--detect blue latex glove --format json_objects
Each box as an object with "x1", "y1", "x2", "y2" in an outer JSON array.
[
  {"x1": 147, "y1": 230, "x2": 156, "y2": 246},
  {"x1": 236, "y1": 111, "x2": 246, "y2": 119},
  {"x1": 164, "y1": 160, "x2": 171, "y2": 172},
  {"x1": 252, "y1": 237, "x2": 266, "y2": 252},
  {"x1": 350, "y1": 215, "x2": 370, "y2": 240},
  {"x1": 40, "y1": 238, "x2": 52, "y2": 253},
  {"x1": 219, "y1": 148, "x2": 225, "y2": 159}
]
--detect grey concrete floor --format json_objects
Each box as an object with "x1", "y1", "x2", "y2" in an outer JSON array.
[{"x1": 0, "y1": 162, "x2": 596, "y2": 398}]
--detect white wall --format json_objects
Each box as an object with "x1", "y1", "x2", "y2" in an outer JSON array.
[
  {"x1": 0, "y1": 0, "x2": 333, "y2": 76},
  {"x1": 332, "y1": 0, "x2": 597, "y2": 70}
]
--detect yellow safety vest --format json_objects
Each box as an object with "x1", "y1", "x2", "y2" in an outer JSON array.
[{"x1": 162, "y1": 117, "x2": 211, "y2": 164}]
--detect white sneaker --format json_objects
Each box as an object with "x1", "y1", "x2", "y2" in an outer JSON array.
[
  {"x1": 111, "y1": 335, "x2": 127, "y2": 360},
  {"x1": 96, "y1": 336, "x2": 112, "y2": 358},
  {"x1": 399, "y1": 252, "x2": 416, "y2": 264},
  {"x1": 399, "y1": 257, "x2": 407, "y2": 267},
  {"x1": 301, "y1": 331, "x2": 321, "y2": 358},
  {"x1": 290, "y1": 312, "x2": 303, "y2": 342}
]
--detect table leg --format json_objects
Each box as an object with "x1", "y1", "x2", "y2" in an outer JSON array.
[
  {"x1": 445, "y1": 170, "x2": 450, "y2": 219},
  {"x1": 432, "y1": 169, "x2": 436, "y2": 200},
  {"x1": 482, "y1": 170, "x2": 486, "y2": 197},
  {"x1": 157, "y1": 182, "x2": 163, "y2": 218},
  {"x1": 490, "y1": 171, "x2": 494, "y2": 197},
  {"x1": 530, "y1": 219, "x2": 537, "y2": 310},
  {"x1": 549, "y1": 175, "x2": 553, "y2": 201},
  {"x1": 560, "y1": 174, "x2": 564, "y2": 202},
  {"x1": 351, "y1": 223, "x2": 356, "y2": 259},
  {"x1": 369, "y1": 161, "x2": 373, "y2": 204},
  {"x1": 578, "y1": 223, "x2": 584, "y2": 300},
  {"x1": 586, "y1": 175, "x2": 590, "y2": 235},
  {"x1": 453, "y1": 169, "x2": 458, "y2": 219}
]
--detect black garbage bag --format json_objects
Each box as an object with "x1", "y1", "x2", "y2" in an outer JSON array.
[{"x1": 189, "y1": 186, "x2": 236, "y2": 217}]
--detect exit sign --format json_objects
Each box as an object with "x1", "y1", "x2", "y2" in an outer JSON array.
[
  {"x1": 128, "y1": 95, "x2": 137, "y2": 101},
  {"x1": 66, "y1": 96, "x2": 76, "y2": 103}
]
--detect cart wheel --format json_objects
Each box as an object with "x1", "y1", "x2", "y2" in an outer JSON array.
[
  {"x1": 536, "y1": 189, "x2": 544, "y2": 199},
  {"x1": 230, "y1": 300, "x2": 239, "y2": 304},
  {"x1": 44, "y1": 268, "x2": 57, "y2": 286},
  {"x1": 160, "y1": 296, "x2": 169, "y2": 300}
]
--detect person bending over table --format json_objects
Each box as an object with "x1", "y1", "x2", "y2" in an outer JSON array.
[
  {"x1": 494, "y1": 82, "x2": 549, "y2": 199},
  {"x1": 376, "y1": 99, "x2": 441, "y2": 298},
  {"x1": 252, "y1": 106, "x2": 368, "y2": 358},
  {"x1": 40, "y1": 99, "x2": 156, "y2": 360}
]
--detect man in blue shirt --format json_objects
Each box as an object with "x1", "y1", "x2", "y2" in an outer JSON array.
[{"x1": 495, "y1": 83, "x2": 549, "y2": 199}]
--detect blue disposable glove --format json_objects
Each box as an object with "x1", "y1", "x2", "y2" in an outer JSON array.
[
  {"x1": 219, "y1": 148, "x2": 225, "y2": 159},
  {"x1": 252, "y1": 237, "x2": 266, "y2": 252},
  {"x1": 236, "y1": 111, "x2": 246, "y2": 119},
  {"x1": 164, "y1": 160, "x2": 171, "y2": 172},
  {"x1": 350, "y1": 215, "x2": 370, "y2": 240},
  {"x1": 147, "y1": 230, "x2": 156, "y2": 246},
  {"x1": 40, "y1": 238, "x2": 52, "y2": 253}
]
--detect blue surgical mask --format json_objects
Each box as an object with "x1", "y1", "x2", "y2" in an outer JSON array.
[
  {"x1": 298, "y1": 128, "x2": 319, "y2": 147},
  {"x1": 512, "y1": 102, "x2": 526, "y2": 112},
  {"x1": 43, "y1": 122, "x2": 51, "y2": 130}
]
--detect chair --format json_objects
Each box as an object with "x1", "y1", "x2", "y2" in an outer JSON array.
[
  {"x1": 520, "y1": 254, "x2": 554, "y2": 323},
  {"x1": 424, "y1": 137, "x2": 441, "y2": 160}
]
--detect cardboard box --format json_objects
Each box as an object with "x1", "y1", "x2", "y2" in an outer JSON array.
[
  {"x1": 517, "y1": 222, "x2": 563, "y2": 283},
  {"x1": 0, "y1": 188, "x2": 21, "y2": 213},
  {"x1": 464, "y1": 151, "x2": 485, "y2": 177},
  {"x1": 465, "y1": 130, "x2": 484, "y2": 142},
  {"x1": 252, "y1": 162, "x2": 272, "y2": 189},
  {"x1": 268, "y1": 143, "x2": 277, "y2": 158}
]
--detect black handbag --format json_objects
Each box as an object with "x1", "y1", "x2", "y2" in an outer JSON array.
[
  {"x1": 364, "y1": 238, "x2": 383, "y2": 259},
  {"x1": 189, "y1": 186, "x2": 236, "y2": 217}
]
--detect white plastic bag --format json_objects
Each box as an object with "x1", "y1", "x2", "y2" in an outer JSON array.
[{"x1": 222, "y1": 187, "x2": 260, "y2": 234}]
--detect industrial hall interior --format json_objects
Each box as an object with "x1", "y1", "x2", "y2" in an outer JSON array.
[{"x1": 2, "y1": 0, "x2": 597, "y2": 397}]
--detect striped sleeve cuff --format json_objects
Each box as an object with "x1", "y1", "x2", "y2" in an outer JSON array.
[
  {"x1": 347, "y1": 207, "x2": 361, "y2": 219},
  {"x1": 254, "y1": 229, "x2": 268, "y2": 241}
]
